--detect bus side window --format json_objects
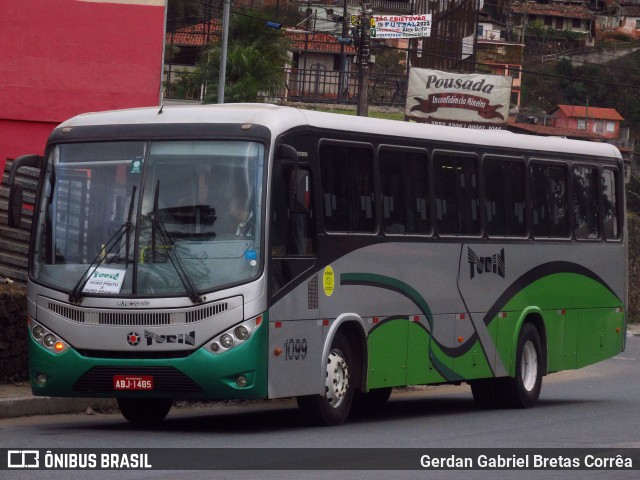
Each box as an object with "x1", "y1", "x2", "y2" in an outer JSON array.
[
  {"x1": 271, "y1": 163, "x2": 315, "y2": 257},
  {"x1": 380, "y1": 148, "x2": 429, "y2": 234},
  {"x1": 319, "y1": 143, "x2": 375, "y2": 233},
  {"x1": 433, "y1": 152, "x2": 479, "y2": 235},
  {"x1": 602, "y1": 168, "x2": 620, "y2": 240},
  {"x1": 531, "y1": 162, "x2": 569, "y2": 238},
  {"x1": 484, "y1": 157, "x2": 526, "y2": 237},
  {"x1": 572, "y1": 165, "x2": 599, "y2": 239}
]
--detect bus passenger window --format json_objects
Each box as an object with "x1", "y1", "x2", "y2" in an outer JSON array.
[
  {"x1": 484, "y1": 157, "x2": 526, "y2": 237},
  {"x1": 572, "y1": 166, "x2": 599, "y2": 239},
  {"x1": 319, "y1": 143, "x2": 375, "y2": 233},
  {"x1": 380, "y1": 148, "x2": 429, "y2": 234},
  {"x1": 531, "y1": 162, "x2": 568, "y2": 238},
  {"x1": 433, "y1": 153, "x2": 479, "y2": 235},
  {"x1": 271, "y1": 164, "x2": 315, "y2": 256},
  {"x1": 602, "y1": 168, "x2": 620, "y2": 240}
]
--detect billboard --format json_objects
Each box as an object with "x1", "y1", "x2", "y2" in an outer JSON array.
[
  {"x1": 405, "y1": 68, "x2": 512, "y2": 129},
  {"x1": 371, "y1": 15, "x2": 432, "y2": 39}
]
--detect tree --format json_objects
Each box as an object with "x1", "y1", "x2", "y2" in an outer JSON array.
[{"x1": 199, "y1": 11, "x2": 291, "y2": 103}]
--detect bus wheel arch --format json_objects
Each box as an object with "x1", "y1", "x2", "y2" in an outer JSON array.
[{"x1": 296, "y1": 316, "x2": 367, "y2": 426}]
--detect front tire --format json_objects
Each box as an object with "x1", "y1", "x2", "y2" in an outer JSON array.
[
  {"x1": 117, "y1": 398, "x2": 173, "y2": 425},
  {"x1": 502, "y1": 323, "x2": 543, "y2": 408},
  {"x1": 297, "y1": 332, "x2": 355, "y2": 426}
]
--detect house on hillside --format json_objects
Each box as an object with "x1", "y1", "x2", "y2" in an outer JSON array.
[
  {"x1": 597, "y1": 2, "x2": 640, "y2": 37},
  {"x1": 510, "y1": 2, "x2": 596, "y2": 46},
  {"x1": 549, "y1": 104, "x2": 624, "y2": 138},
  {"x1": 618, "y1": 4, "x2": 640, "y2": 37}
]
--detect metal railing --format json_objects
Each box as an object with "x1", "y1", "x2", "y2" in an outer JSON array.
[{"x1": 268, "y1": 68, "x2": 408, "y2": 107}]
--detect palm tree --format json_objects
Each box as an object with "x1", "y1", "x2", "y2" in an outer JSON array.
[{"x1": 199, "y1": 11, "x2": 291, "y2": 103}]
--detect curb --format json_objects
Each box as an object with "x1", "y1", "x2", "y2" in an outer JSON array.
[{"x1": 0, "y1": 396, "x2": 116, "y2": 419}]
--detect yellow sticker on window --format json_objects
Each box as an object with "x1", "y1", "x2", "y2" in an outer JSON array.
[{"x1": 323, "y1": 266, "x2": 335, "y2": 297}]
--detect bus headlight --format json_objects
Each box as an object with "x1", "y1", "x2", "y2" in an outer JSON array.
[
  {"x1": 30, "y1": 320, "x2": 69, "y2": 354},
  {"x1": 32, "y1": 326, "x2": 45, "y2": 340},
  {"x1": 220, "y1": 334, "x2": 234, "y2": 349},
  {"x1": 234, "y1": 326, "x2": 249, "y2": 340},
  {"x1": 208, "y1": 315, "x2": 262, "y2": 355}
]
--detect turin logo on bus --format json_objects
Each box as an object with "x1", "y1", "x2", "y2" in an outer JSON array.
[
  {"x1": 468, "y1": 247, "x2": 505, "y2": 280},
  {"x1": 143, "y1": 330, "x2": 195, "y2": 346}
]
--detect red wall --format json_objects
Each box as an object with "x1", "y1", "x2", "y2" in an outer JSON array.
[{"x1": 0, "y1": 0, "x2": 166, "y2": 176}]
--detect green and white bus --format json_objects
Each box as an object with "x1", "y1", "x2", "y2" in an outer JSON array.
[{"x1": 7, "y1": 104, "x2": 626, "y2": 425}]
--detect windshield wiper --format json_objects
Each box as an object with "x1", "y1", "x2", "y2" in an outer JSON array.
[
  {"x1": 150, "y1": 180, "x2": 203, "y2": 304},
  {"x1": 68, "y1": 186, "x2": 137, "y2": 303}
]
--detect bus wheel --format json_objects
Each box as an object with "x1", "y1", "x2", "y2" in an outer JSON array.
[
  {"x1": 502, "y1": 323, "x2": 543, "y2": 408},
  {"x1": 297, "y1": 332, "x2": 354, "y2": 426},
  {"x1": 117, "y1": 398, "x2": 173, "y2": 424}
]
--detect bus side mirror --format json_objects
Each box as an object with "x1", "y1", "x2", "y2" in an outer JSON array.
[
  {"x1": 8, "y1": 184, "x2": 24, "y2": 228},
  {"x1": 7, "y1": 154, "x2": 43, "y2": 228},
  {"x1": 289, "y1": 169, "x2": 310, "y2": 213}
]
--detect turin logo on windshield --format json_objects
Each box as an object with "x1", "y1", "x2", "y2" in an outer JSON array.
[
  {"x1": 468, "y1": 247, "x2": 505, "y2": 280},
  {"x1": 126, "y1": 330, "x2": 196, "y2": 346}
]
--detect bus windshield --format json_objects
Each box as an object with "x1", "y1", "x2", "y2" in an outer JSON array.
[{"x1": 32, "y1": 140, "x2": 265, "y2": 298}]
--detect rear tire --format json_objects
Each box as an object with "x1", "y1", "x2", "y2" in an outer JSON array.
[
  {"x1": 502, "y1": 323, "x2": 543, "y2": 408},
  {"x1": 297, "y1": 331, "x2": 355, "y2": 426},
  {"x1": 117, "y1": 398, "x2": 173, "y2": 425}
]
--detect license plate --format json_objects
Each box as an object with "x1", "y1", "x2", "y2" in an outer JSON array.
[{"x1": 113, "y1": 375, "x2": 154, "y2": 391}]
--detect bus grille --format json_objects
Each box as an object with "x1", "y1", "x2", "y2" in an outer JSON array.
[
  {"x1": 46, "y1": 300, "x2": 229, "y2": 326},
  {"x1": 73, "y1": 366, "x2": 203, "y2": 393}
]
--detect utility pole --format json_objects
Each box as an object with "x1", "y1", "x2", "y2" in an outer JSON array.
[
  {"x1": 218, "y1": 0, "x2": 231, "y2": 103},
  {"x1": 338, "y1": 1, "x2": 348, "y2": 101},
  {"x1": 357, "y1": 3, "x2": 371, "y2": 117}
]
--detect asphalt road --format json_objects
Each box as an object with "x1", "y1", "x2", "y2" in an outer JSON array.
[{"x1": 2, "y1": 332, "x2": 640, "y2": 480}]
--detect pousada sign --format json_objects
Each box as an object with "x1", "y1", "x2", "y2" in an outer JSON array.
[{"x1": 405, "y1": 68, "x2": 513, "y2": 129}]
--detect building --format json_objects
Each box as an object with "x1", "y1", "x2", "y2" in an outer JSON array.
[
  {"x1": 549, "y1": 105, "x2": 624, "y2": 139},
  {"x1": 0, "y1": 0, "x2": 166, "y2": 282},
  {"x1": 510, "y1": 2, "x2": 596, "y2": 46},
  {"x1": 0, "y1": 0, "x2": 166, "y2": 178}
]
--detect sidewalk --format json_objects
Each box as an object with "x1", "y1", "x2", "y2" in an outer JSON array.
[{"x1": 2, "y1": 325, "x2": 639, "y2": 420}]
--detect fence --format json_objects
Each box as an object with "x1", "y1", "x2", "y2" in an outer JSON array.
[{"x1": 267, "y1": 68, "x2": 408, "y2": 107}]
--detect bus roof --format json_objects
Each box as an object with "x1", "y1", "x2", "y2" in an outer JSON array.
[{"x1": 55, "y1": 103, "x2": 622, "y2": 160}]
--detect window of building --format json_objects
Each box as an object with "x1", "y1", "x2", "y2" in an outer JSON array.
[
  {"x1": 380, "y1": 148, "x2": 430, "y2": 234},
  {"x1": 484, "y1": 157, "x2": 527, "y2": 237},
  {"x1": 572, "y1": 18, "x2": 581, "y2": 29},
  {"x1": 433, "y1": 152, "x2": 479, "y2": 235},
  {"x1": 319, "y1": 142, "x2": 375, "y2": 232},
  {"x1": 531, "y1": 162, "x2": 569, "y2": 238},
  {"x1": 606, "y1": 121, "x2": 615, "y2": 133},
  {"x1": 577, "y1": 119, "x2": 587, "y2": 129}
]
